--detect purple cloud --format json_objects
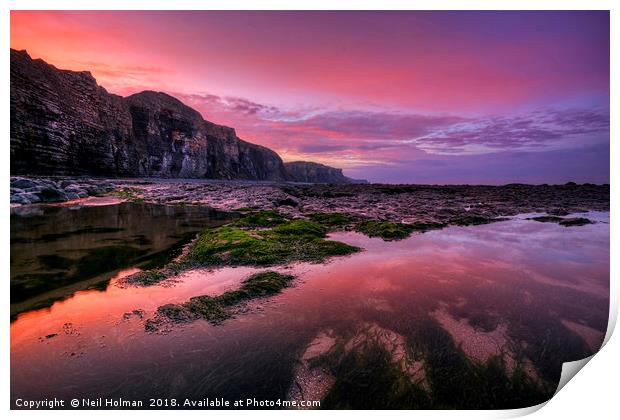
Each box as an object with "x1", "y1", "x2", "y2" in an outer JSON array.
[
  {"x1": 172, "y1": 90, "x2": 608, "y2": 183},
  {"x1": 345, "y1": 144, "x2": 610, "y2": 184},
  {"x1": 417, "y1": 108, "x2": 609, "y2": 153}
]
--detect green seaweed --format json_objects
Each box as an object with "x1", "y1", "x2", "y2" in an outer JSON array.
[
  {"x1": 185, "y1": 220, "x2": 359, "y2": 267},
  {"x1": 355, "y1": 221, "x2": 415, "y2": 241},
  {"x1": 315, "y1": 315, "x2": 555, "y2": 409},
  {"x1": 185, "y1": 296, "x2": 231, "y2": 323},
  {"x1": 321, "y1": 342, "x2": 431, "y2": 409},
  {"x1": 308, "y1": 212, "x2": 356, "y2": 228},
  {"x1": 217, "y1": 271, "x2": 295, "y2": 305},
  {"x1": 355, "y1": 219, "x2": 447, "y2": 240},
  {"x1": 231, "y1": 207, "x2": 256, "y2": 213},
  {"x1": 232, "y1": 210, "x2": 287, "y2": 228},
  {"x1": 409, "y1": 221, "x2": 448, "y2": 232},
  {"x1": 112, "y1": 187, "x2": 144, "y2": 202},
  {"x1": 270, "y1": 220, "x2": 326, "y2": 237},
  {"x1": 414, "y1": 319, "x2": 553, "y2": 409},
  {"x1": 149, "y1": 271, "x2": 295, "y2": 326},
  {"x1": 124, "y1": 269, "x2": 167, "y2": 286}
]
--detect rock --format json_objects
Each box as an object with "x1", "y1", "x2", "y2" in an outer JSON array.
[
  {"x1": 11, "y1": 191, "x2": 41, "y2": 204},
  {"x1": 11, "y1": 193, "x2": 31, "y2": 204},
  {"x1": 59, "y1": 180, "x2": 76, "y2": 189},
  {"x1": 25, "y1": 193, "x2": 42, "y2": 203},
  {"x1": 548, "y1": 208, "x2": 570, "y2": 216},
  {"x1": 37, "y1": 187, "x2": 68, "y2": 203},
  {"x1": 10, "y1": 49, "x2": 351, "y2": 183},
  {"x1": 276, "y1": 197, "x2": 299, "y2": 207},
  {"x1": 63, "y1": 184, "x2": 88, "y2": 197},
  {"x1": 11, "y1": 177, "x2": 40, "y2": 190},
  {"x1": 85, "y1": 185, "x2": 105, "y2": 195},
  {"x1": 284, "y1": 161, "x2": 361, "y2": 184},
  {"x1": 124, "y1": 91, "x2": 290, "y2": 180},
  {"x1": 9, "y1": 176, "x2": 122, "y2": 204},
  {"x1": 529, "y1": 216, "x2": 564, "y2": 223},
  {"x1": 287, "y1": 331, "x2": 338, "y2": 406},
  {"x1": 287, "y1": 324, "x2": 430, "y2": 407},
  {"x1": 528, "y1": 215, "x2": 594, "y2": 227},
  {"x1": 559, "y1": 217, "x2": 594, "y2": 227},
  {"x1": 39, "y1": 179, "x2": 59, "y2": 189}
]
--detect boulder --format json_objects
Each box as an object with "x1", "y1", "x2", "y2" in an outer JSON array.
[
  {"x1": 37, "y1": 187, "x2": 68, "y2": 203},
  {"x1": 11, "y1": 177, "x2": 40, "y2": 190}
]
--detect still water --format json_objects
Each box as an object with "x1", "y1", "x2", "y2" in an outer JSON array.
[
  {"x1": 10, "y1": 205, "x2": 609, "y2": 409},
  {"x1": 10, "y1": 200, "x2": 230, "y2": 317}
]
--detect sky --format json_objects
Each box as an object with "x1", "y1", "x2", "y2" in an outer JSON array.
[{"x1": 10, "y1": 11, "x2": 610, "y2": 184}]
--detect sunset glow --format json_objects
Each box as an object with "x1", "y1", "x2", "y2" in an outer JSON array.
[{"x1": 10, "y1": 10, "x2": 610, "y2": 183}]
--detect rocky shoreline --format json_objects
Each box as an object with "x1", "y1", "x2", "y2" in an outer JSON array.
[
  {"x1": 11, "y1": 176, "x2": 609, "y2": 227},
  {"x1": 10, "y1": 176, "x2": 116, "y2": 205}
]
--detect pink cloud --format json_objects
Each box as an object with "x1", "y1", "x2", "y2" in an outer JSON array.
[
  {"x1": 10, "y1": 10, "x2": 609, "y2": 182},
  {"x1": 175, "y1": 91, "x2": 609, "y2": 171},
  {"x1": 11, "y1": 11, "x2": 609, "y2": 113}
]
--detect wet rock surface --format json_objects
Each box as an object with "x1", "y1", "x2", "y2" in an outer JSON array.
[
  {"x1": 113, "y1": 179, "x2": 609, "y2": 228},
  {"x1": 10, "y1": 176, "x2": 115, "y2": 204},
  {"x1": 288, "y1": 314, "x2": 557, "y2": 409},
  {"x1": 13, "y1": 176, "x2": 607, "y2": 230},
  {"x1": 288, "y1": 323, "x2": 430, "y2": 409}
]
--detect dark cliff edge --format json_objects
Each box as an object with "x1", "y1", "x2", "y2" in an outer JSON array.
[
  {"x1": 10, "y1": 49, "x2": 357, "y2": 183},
  {"x1": 284, "y1": 161, "x2": 365, "y2": 184}
]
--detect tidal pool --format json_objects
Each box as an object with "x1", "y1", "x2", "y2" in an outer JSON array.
[
  {"x1": 10, "y1": 201, "x2": 230, "y2": 317},
  {"x1": 10, "y1": 210, "x2": 609, "y2": 409}
]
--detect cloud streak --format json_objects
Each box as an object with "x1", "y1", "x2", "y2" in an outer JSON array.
[
  {"x1": 415, "y1": 108, "x2": 610, "y2": 154},
  {"x1": 177, "y1": 91, "x2": 609, "y2": 165}
]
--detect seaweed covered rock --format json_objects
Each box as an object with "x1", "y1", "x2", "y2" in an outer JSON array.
[
  {"x1": 185, "y1": 214, "x2": 359, "y2": 266},
  {"x1": 528, "y1": 215, "x2": 594, "y2": 227},
  {"x1": 355, "y1": 221, "x2": 415, "y2": 241},
  {"x1": 146, "y1": 271, "x2": 295, "y2": 329},
  {"x1": 288, "y1": 324, "x2": 431, "y2": 409}
]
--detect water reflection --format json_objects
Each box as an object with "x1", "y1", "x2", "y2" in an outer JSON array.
[
  {"x1": 10, "y1": 212, "x2": 609, "y2": 409},
  {"x1": 10, "y1": 202, "x2": 230, "y2": 317}
]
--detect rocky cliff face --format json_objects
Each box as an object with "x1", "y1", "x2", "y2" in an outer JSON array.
[
  {"x1": 284, "y1": 161, "x2": 361, "y2": 184},
  {"x1": 11, "y1": 49, "x2": 132, "y2": 176},
  {"x1": 10, "y1": 49, "x2": 336, "y2": 182},
  {"x1": 122, "y1": 90, "x2": 288, "y2": 180}
]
